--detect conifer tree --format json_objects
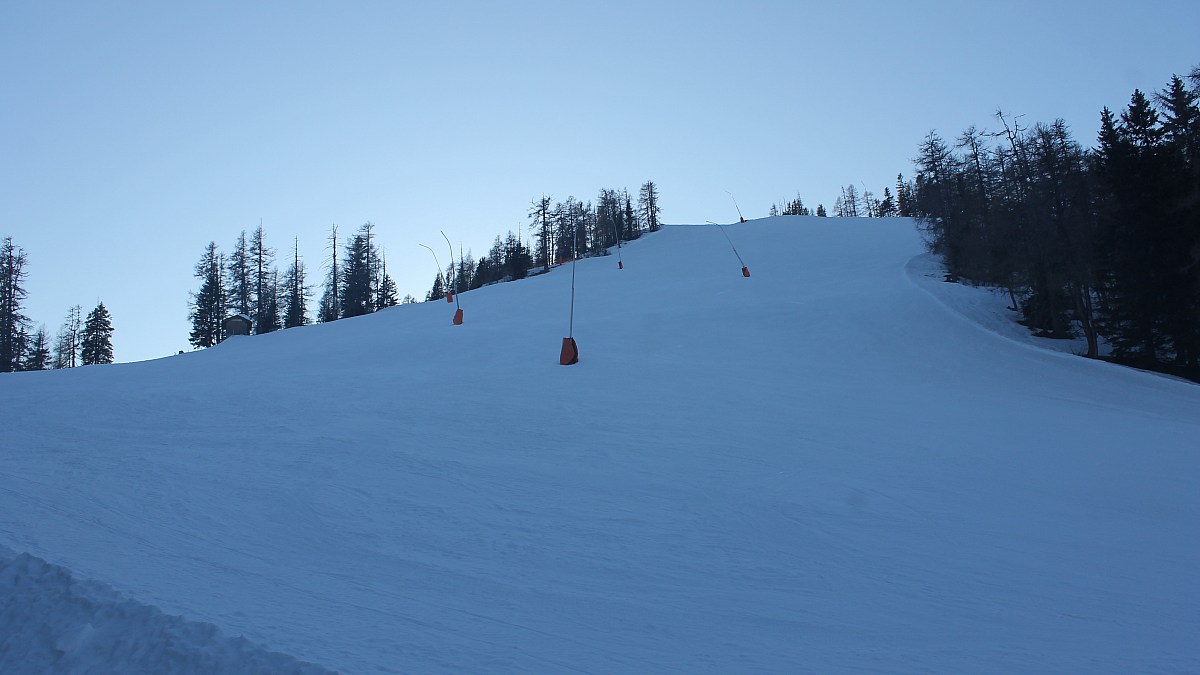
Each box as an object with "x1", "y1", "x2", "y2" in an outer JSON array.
[
  {"x1": 530, "y1": 196, "x2": 553, "y2": 272},
  {"x1": 1094, "y1": 90, "x2": 1173, "y2": 364},
  {"x1": 623, "y1": 190, "x2": 639, "y2": 240},
  {"x1": 226, "y1": 231, "x2": 252, "y2": 317},
  {"x1": 1159, "y1": 74, "x2": 1200, "y2": 165},
  {"x1": 552, "y1": 199, "x2": 576, "y2": 264},
  {"x1": 263, "y1": 269, "x2": 281, "y2": 332},
  {"x1": 376, "y1": 250, "x2": 399, "y2": 309},
  {"x1": 504, "y1": 231, "x2": 532, "y2": 280},
  {"x1": 340, "y1": 233, "x2": 373, "y2": 318},
  {"x1": 80, "y1": 302, "x2": 115, "y2": 365},
  {"x1": 638, "y1": 180, "x2": 662, "y2": 232},
  {"x1": 471, "y1": 239, "x2": 501, "y2": 290},
  {"x1": 318, "y1": 225, "x2": 340, "y2": 322},
  {"x1": 53, "y1": 305, "x2": 82, "y2": 368},
  {"x1": 455, "y1": 250, "x2": 475, "y2": 296},
  {"x1": 0, "y1": 237, "x2": 30, "y2": 373},
  {"x1": 281, "y1": 238, "x2": 310, "y2": 329},
  {"x1": 250, "y1": 225, "x2": 278, "y2": 334},
  {"x1": 594, "y1": 189, "x2": 622, "y2": 253},
  {"x1": 841, "y1": 185, "x2": 860, "y2": 217},
  {"x1": 426, "y1": 273, "x2": 446, "y2": 302},
  {"x1": 360, "y1": 221, "x2": 383, "y2": 313},
  {"x1": 23, "y1": 325, "x2": 50, "y2": 371},
  {"x1": 9, "y1": 330, "x2": 28, "y2": 372},
  {"x1": 877, "y1": 187, "x2": 897, "y2": 217},
  {"x1": 189, "y1": 242, "x2": 227, "y2": 348},
  {"x1": 895, "y1": 174, "x2": 914, "y2": 217}
]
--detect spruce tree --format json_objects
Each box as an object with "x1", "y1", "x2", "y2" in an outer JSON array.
[
  {"x1": 80, "y1": 302, "x2": 115, "y2": 365},
  {"x1": 250, "y1": 225, "x2": 278, "y2": 334},
  {"x1": 623, "y1": 190, "x2": 639, "y2": 240},
  {"x1": 426, "y1": 273, "x2": 445, "y2": 302},
  {"x1": 23, "y1": 326, "x2": 50, "y2": 371},
  {"x1": 455, "y1": 250, "x2": 475, "y2": 293},
  {"x1": 1094, "y1": 90, "x2": 1173, "y2": 364},
  {"x1": 895, "y1": 174, "x2": 914, "y2": 217},
  {"x1": 877, "y1": 188, "x2": 897, "y2": 217},
  {"x1": 340, "y1": 234, "x2": 372, "y2": 318},
  {"x1": 226, "y1": 231, "x2": 252, "y2": 317},
  {"x1": 503, "y1": 231, "x2": 531, "y2": 280},
  {"x1": 10, "y1": 330, "x2": 28, "y2": 372},
  {"x1": 189, "y1": 242, "x2": 226, "y2": 348},
  {"x1": 1157, "y1": 74, "x2": 1200, "y2": 368},
  {"x1": 376, "y1": 251, "x2": 399, "y2": 309}
]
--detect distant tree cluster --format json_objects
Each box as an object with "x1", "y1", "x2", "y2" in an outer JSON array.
[
  {"x1": 912, "y1": 68, "x2": 1200, "y2": 378},
  {"x1": 769, "y1": 194, "x2": 814, "y2": 217},
  {"x1": 189, "y1": 221, "x2": 398, "y2": 349},
  {"x1": 770, "y1": 181, "x2": 912, "y2": 220},
  {"x1": 425, "y1": 180, "x2": 662, "y2": 298},
  {"x1": 426, "y1": 231, "x2": 533, "y2": 301},
  {"x1": 0, "y1": 237, "x2": 115, "y2": 372}
]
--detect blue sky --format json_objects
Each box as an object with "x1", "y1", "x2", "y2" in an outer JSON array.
[{"x1": 3, "y1": 0, "x2": 1197, "y2": 363}]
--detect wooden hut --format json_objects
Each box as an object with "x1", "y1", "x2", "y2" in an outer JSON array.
[{"x1": 223, "y1": 313, "x2": 252, "y2": 337}]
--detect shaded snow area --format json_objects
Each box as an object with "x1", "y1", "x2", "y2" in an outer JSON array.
[
  {"x1": 0, "y1": 548, "x2": 331, "y2": 674},
  {"x1": 1, "y1": 217, "x2": 1198, "y2": 673},
  {"x1": 906, "y1": 252, "x2": 1106, "y2": 357}
]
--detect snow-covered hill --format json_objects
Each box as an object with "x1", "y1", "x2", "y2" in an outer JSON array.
[{"x1": 2, "y1": 217, "x2": 1197, "y2": 673}]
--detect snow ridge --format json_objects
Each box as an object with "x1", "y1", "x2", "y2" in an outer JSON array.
[{"x1": 0, "y1": 549, "x2": 332, "y2": 674}]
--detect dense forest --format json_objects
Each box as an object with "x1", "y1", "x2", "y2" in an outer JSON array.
[{"x1": 910, "y1": 67, "x2": 1199, "y2": 380}]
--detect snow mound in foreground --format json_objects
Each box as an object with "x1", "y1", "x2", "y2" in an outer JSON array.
[{"x1": 0, "y1": 549, "x2": 331, "y2": 675}]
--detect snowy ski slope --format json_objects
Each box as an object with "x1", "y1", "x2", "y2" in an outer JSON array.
[{"x1": 1, "y1": 216, "x2": 1197, "y2": 673}]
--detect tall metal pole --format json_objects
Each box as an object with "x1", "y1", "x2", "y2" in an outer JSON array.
[
  {"x1": 559, "y1": 219, "x2": 580, "y2": 365},
  {"x1": 611, "y1": 212, "x2": 624, "y2": 269},
  {"x1": 418, "y1": 243, "x2": 450, "y2": 301},
  {"x1": 707, "y1": 221, "x2": 751, "y2": 276},
  {"x1": 569, "y1": 231, "x2": 577, "y2": 338},
  {"x1": 441, "y1": 231, "x2": 463, "y2": 324},
  {"x1": 725, "y1": 190, "x2": 746, "y2": 223}
]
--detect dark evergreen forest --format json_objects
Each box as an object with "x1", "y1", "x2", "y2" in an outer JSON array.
[{"x1": 910, "y1": 67, "x2": 1199, "y2": 380}]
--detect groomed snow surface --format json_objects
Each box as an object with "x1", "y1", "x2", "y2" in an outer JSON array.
[{"x1": 1, "y1": 217, "x2": 1197, "y2": 673}]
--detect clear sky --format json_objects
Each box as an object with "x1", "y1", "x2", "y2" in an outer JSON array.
[{"x1": 2, "y1": 0, "x2": 1197, "y2": 363}]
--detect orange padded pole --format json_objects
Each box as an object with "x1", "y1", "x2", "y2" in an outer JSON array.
[{"x1": 559, "y1": 337, "x2": 579, "y2": 365}]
